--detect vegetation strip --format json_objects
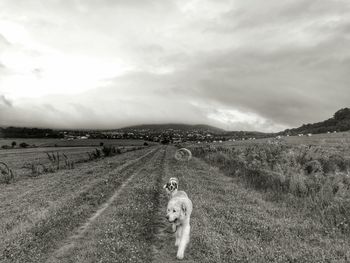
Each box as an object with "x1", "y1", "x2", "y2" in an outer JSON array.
[
  {"x1": 189, "y1": 143, "x2": 350, "y2": 233},
  {"x1": 188, "y1": 153, "x2": 350, "y2": 262}
]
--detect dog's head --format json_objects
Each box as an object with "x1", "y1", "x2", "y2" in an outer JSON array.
[
  {"x1": 166, "y1": 199, "x2": 188, "y2": 224},
  {"x1": 163, "y1": 177, "x2": 178, "y2": 194}
]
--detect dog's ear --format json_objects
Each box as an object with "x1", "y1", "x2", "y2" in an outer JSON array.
[
  {"x1": 163, "y1": 183, "x2": 167, "y2": 189},
  {"x1": 181, "y1": 203, "x2": 187, "y2": 215}
]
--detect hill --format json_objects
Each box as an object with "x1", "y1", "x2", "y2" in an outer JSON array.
[
  {"x1": 119, "y1": 123, "x2": 225, "y2": 134},
  {"x1": 0, "y1": 126, "x2": 63, "y2": 138},
  {"x1": 281, "y1": 107, "x2": 350, "y2": 135}
]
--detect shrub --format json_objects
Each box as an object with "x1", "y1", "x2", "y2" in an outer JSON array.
[
  {"x1": 1, "y1": 145, "x2": 11, "y2": 149},
  {"x1": 19, "y1": 142, "x2": 29, "y2": 148},
  {"x1": 94, "y1": 148, "x2": 101, "y2": 158},
  {"x1": 102, "y1": 145, "x2": 116, "y2": 157},
  {"x1": 304, "y1": 160, "x2": 323, "y2": 175}
]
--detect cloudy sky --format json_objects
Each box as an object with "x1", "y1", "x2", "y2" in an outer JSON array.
[{"x1": 0, "y1": 0, "x2": 349, "y2": 131}]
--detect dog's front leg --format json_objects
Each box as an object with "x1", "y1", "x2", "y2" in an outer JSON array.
[
  {"x1": 175, "y1": 225, "x2": 182, "y2": 246},
  {"x1": 176, "y1": 224, "x2": 190, "y2": 260}
]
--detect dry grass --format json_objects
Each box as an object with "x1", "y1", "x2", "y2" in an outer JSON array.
[
  {"x1": 0, "y1": 147, "x2": 158, "y2": 262},
  {"x1": 0, "y1": 144, "x2": 149, "y2": 182},
  {"x1": 190, "y1": 140, "x2": 350, "y2": 234},
  {"x1": 162, "y1": 148, "x2": 350, "y2": 262},
  {"x1": 47, "y1": 147, "x2": 166, "y2": 263}
]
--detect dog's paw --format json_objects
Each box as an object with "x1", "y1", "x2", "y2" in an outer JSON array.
[{"x1": 176, "y1": 253, "x2": 184, "y2": 260}]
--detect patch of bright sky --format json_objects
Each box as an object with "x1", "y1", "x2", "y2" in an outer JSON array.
[{"x1": 0, "y1": 19, "x2": 128, "y2": 99}]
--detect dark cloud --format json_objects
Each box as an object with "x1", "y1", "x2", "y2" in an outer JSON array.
[
  {"x1": 0, "y1": 0, "x2": 349, "y2": 131},
  {"x1": 209, "y1": 0, "x2": 350, "y2": 33}
]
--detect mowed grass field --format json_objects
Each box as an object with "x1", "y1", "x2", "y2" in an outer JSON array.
[
  {"x1": 0, "y1": 138, "x2": 155, "y2": 148},
  {"x1": 1, "y1": 134, "x2": 350, "y2": 262},
  {"x1": 0, "y1": 139, "x2": 152, "y2": 180}
]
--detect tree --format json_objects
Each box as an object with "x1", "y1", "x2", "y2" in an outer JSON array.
[
  {"x1": 334, "y1": 108, "x2": 350, "y2": 121},
  {"x1": 11, "y1": 141, "x2": 16, "y2": 148}
]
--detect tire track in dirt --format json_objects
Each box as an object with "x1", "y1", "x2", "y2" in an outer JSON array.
[{"x1": 45, "y1": 147, "x2": 162, "y2": 263}]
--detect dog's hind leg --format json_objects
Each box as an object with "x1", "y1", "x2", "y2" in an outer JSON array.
[{"x1": 176, "y1": 224, "x2": 190, "y2": 259}]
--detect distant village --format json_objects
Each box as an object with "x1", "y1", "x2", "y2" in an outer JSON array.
[
  {"x1": 60, "y1": 127, "x2": 263, "y2": 144},
  {"x1": 0, "y1": 125, "x2": 272, "y2": 143},
  {"x1": 62, "y1": 128, "x2": 227, "y2": 144}
]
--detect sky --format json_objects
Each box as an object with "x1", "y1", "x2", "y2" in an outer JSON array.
[{"x1": 0, "y1": 0, "x2": 349, "y2": 132}]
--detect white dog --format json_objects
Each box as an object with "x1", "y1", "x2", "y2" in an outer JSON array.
[{"x1": 165, "y1": 185, "x2": 193, "y2": 260}]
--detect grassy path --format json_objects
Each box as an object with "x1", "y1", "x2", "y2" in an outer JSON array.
[
  {"x1": 0, "y1": 146, "x2": 160, "y2": 263},
  {"x1": 48, "y1": 146, "x2": 167, "y2": 263}
]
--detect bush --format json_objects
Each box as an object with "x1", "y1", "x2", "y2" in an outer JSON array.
[
  {"x1": 304, "y1": 160, "x2": 323, "y2": 175},
  {"x1": 1, "y1": 145, "x2": 11, "y2": 149},
  {"x1": 102, "y1": 145, "x2": 116, "y2": 157},
  {"x1": 19, "y1": 142, "x2": 29, "y2": 148}
]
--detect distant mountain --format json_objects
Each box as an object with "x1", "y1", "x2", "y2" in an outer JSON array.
[
  {"x1": 281, "y1": 108, "x2": 350, "y2": 135},
  {"x1": 225, "y1": 130, "x2": 274, "y2": 139},
  {"x1": 119, "y1": 123, "x2": 225, "y2": 133}
]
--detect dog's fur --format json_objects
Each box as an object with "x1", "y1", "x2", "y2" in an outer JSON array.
[{"x1": 165, "y1": 179, "x2": 193, "y2": 260}]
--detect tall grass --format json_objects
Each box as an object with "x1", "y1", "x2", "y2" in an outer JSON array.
[
  {"x1": 190, "y1": 141, "x2": 350, "y2": 233},
  {"x1": 0, "y1": 162, "x2": 14, "y2": 184}
]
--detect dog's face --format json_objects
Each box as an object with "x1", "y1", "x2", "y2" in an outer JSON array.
[
  {"x1": 166, "y1": 200, "x2": 187, "y2": 224},
  {"x1": 163, "y1": 179, "x2": 178, "y2": 194}
]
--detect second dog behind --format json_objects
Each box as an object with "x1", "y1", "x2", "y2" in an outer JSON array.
[{"x1": 163, "y1": 177, "x2": 179, "y2": 199}]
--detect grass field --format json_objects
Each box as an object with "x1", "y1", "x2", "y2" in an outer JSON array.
[
  {"x1": 1, "y1": 133, "x2": 350, "y2": 262},
  {"x1": 218, "y1": 131, "x2": 350, "y2": 151},
  {"x1": 0, "y1": 138, "x2": 154, "y2": 148},
  {"x1": 0, "y1": 139, "x2": 152, "y2": 182}
]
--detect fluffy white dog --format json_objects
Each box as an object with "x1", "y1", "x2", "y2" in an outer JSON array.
[{"x1": 165, "y1": 185, "x2": 193, "y2": 260}]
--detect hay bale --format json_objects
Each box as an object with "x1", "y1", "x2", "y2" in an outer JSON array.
[{"x1": 175, "y1": 148, "x2": 192, "y2": 161}]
